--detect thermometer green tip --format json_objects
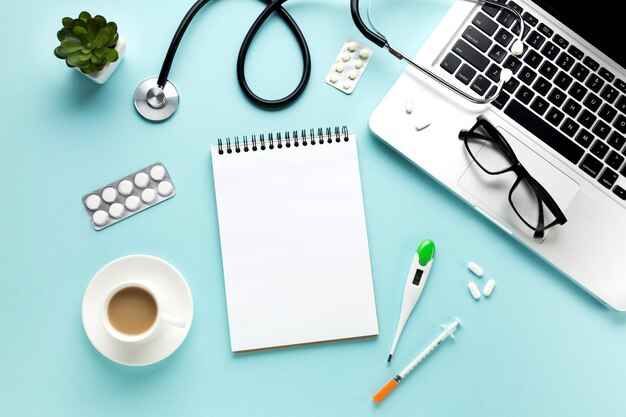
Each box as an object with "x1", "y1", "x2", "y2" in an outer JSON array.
[{"x1": 416, "y1": 239, "x2": 435, "y2": 266}]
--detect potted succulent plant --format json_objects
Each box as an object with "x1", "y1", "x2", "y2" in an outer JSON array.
[{"x1": 53, "y1": 11, "x2": 126, "y2": 84}]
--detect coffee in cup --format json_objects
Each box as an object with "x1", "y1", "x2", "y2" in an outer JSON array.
[
  {"x1": 102, "y1": 281, "x2": 186, "y2": 344},
  {"x1": 107, "y1": 286, "x2": 158, "y2": 335}
]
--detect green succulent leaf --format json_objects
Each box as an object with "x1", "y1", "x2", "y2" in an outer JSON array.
[
  {"x1": 67, "y1": 51, "x2": 91, "y2": 66},
  {"x1": 94, "y1": 27, "x2": 112, "y2": 49},
  {"x1": 94, "y1": 15, "x2": 107, "y2": 27},
  {"x1": 106, "y1": 48, "x2": 119, "y2": 62},
  {"x1": 87, "y1": 18, "x2": 101, "y2": 40},
  {"x1": 62, "y1": 17, "x2": 73, "y2": 28},
  {"x1": 78, "y1": 11, "x2": 91, "y2": 22},
  {"x1": 107, "y1": 22, "x2": 118, "y2": 35},
  {"x1": 72, "y1": 25, "x2": 88, "y2": 38},
  {"x1": 60, "y1": 39, "x2": 83, "y2": 53},
  {"x1": 111, "y1": 33, "x2": 119, "y2": 47},
  {"x1": 92, "y1": 46, "x2": 108, "y2": 58},
  {"x1": 73, "y1": 18, "x2": 87, "y2": 29},
  {"x1": 57, "y1": 27, "x2": 79, "y2": 42},
  {"x1": 54, "y1": 46, "x2": 69, "y2": 59}
]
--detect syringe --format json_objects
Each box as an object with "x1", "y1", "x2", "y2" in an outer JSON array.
[{"x1": 373, "y1": 317, "x2": 462, "y2": 403}]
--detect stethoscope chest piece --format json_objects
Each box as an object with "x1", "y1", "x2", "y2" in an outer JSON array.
[{"x1": 134, "y1": 77, "x2": 180, "y2": 122}]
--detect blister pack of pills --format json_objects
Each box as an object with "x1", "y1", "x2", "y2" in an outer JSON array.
[
  {"x1": 82, "y1": 162, "x2": 176, "y2": 230},
  {"x1": 325, "y1": 39, "x2": 373, "y2": 94}
]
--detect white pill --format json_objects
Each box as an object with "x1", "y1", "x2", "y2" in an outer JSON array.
[
  {"x1": 341, "y1": 52, "x2": 351, "y2": 62},
  {"x1": 415, "y1": 118, "x2": 431, "y2": 131},
  {"x1": 117, "y1": 179, "x2": 134, "y2": 196},
  {"x1": 359, "y1": 49, "x2": 370, "y2": 59},
  {"x1": 483, "y1": 279, "x2": 496, "y2": 297},
  {"x1": 109, "y1": 203, "x2": 125, "y2": 219},
  {"x1": 468, "y1": 261, "x2": 484, "y2": 277},
  {"x1": 335, "y1": 63, "x2": 344, "y2": 73},
  {"x1": 141, "y1": 188, "x2": 157, "y2": 203},
  {"x1": 134, "y1": 172, "x2": 149, "y2": 188},
  {"x1": 468, "y1": 281, "x2": 481, "y2": 300},
  {"x1": 354, "y1": 59, "x2": 364, "y2": 69},
  {"x1": 85, "y1": 194, "x2": 101, "y2": 210},
  {"x1": 125, "y1": 195, "x2": 141, "y2": 211},
  {"x1": 157, "y1": 181, "x2": 174, "y2": 196},
  {"x1": 405, "y1": 99, "x2": 414, "y2": 114},
  {"x1": 101, "y1": 187, "x2": 117, "y2": 203},
  {"x1": 347, "y1": 41, "x2": 357, "y2": 52},
  {"x1": 150, "y1": 165, "x2": 166, "y2": 181},
  {"x1": 329, "y1": 74, "x2": 339, "y2": 84},
  {"x1": 342, "y1": 82, "x2": 352, "y2": 90},
  {"x1": 92, "y1": 210, "x2": 109, "y2": 226},
  {"x1": 348, "y1": 70, "x2": 358, "y2": 80}
]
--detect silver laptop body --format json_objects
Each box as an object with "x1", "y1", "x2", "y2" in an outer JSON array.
[{"x1": 369, "y1": 0, "x2": 626, "y2": 311}]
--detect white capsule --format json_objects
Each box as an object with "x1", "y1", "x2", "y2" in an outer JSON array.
[
  {"x1": 359, "y1": 49, "x2": 370, "y2": 60},
  {"x1": 335, "y1": 63, "x2": 345, "y2": 73},
  {"x1": 342, "y1": 82, "x2": 352, "y2": 90},
  {"x1": 405, "y1": 98, "x2": 414, "y2": 114},
  {"x1": 468, "y1": 261, "x2": 484, "y2": 277},
  {"x1": 347, "y1": 41, "x2": 357, "y2": 52},
  {"x1": 483, "y1": 279, "x2": 496, "y2": 297},
  {"x1": 354, "y1": 59, "x2": 364, "y2": 69},
  {"x1": 415, "y1": 118, "x2": 430, "y2": 131},
  {"x1": 329, "y1": 74, "x2": 339, "y2": 84},
  {"x1": 468, "y1": 281, "x2": 481, "y2": 300},
  {"x1": 348, "y1": 70, "x2": 358, "y2": 80},
  {"x1": 341, "y1": 52, "x2": 351, "y2": 62}
]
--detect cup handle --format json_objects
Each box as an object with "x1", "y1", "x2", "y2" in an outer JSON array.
[{"x1": 161, "y1": 313, "x2": 187, "y2": 328}]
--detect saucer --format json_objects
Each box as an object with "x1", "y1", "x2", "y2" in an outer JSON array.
[{"x1": 82, "y1": 255, "x2": 193, "y2": 366}]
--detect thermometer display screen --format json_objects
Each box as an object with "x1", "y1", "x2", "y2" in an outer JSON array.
[{"x1": 412, "y1": 269, "x2": 424, "y2": 286}]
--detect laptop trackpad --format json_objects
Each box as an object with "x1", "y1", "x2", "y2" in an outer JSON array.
[{"x1": 457, "y1": 126, "x2": 580, "y2": 242}]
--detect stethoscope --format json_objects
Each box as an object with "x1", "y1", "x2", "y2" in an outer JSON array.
[
  {"x1": 134, "y1": 0, "x2": 310, "y2": 122},
  {"x1": 350, "y1": 0, "x2": 524, "y2": 104},
  {"x1": 134, "y1": 0, "x2": 524, "y2": 122}
]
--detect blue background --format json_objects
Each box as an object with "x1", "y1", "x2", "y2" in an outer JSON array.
[{"x1": 1, "y1": 0, "x2": 625, "y2": 415}]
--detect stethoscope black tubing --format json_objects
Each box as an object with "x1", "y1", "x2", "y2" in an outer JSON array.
[
  {"x1": 350, "y1": 0, "x2": 387, "y2": 48},
  {"x1": 156, "y1": 0, "x2": 311, "y2": 109}
]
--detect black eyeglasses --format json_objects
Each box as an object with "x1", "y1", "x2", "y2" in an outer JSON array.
[{"x1": 458, "y1": 115, "x2": 567, "y2": 239}]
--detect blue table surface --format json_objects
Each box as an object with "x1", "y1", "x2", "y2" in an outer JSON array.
[{"x1": 2, "y1": 0, "x2": 625, "y2": 416}]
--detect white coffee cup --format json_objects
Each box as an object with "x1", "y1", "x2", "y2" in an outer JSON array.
[{"x1": 101, "y1": 281, "x2": 186, "y2": 344}]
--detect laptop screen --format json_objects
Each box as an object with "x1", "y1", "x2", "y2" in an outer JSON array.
[{"x1": 533, "y1": 0, "x2": 626, "y2": 69}]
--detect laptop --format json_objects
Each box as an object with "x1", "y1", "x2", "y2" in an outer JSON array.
[{"x1": 369, "y1": 0, "x2": 626, "y2": 311}]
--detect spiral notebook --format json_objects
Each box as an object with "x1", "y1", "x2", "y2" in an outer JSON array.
[{"x1": 211, "y1": 126, "x2": 378, "y2": 352}]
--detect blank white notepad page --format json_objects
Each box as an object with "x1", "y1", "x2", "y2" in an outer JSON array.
[{"x1": 211, "y1": 133, "x2": 378, "y2": 352}]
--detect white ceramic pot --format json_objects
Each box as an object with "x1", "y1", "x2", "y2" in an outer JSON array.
[{"x1": 76, "y1": 36, "x2": 127, "y2": 84}]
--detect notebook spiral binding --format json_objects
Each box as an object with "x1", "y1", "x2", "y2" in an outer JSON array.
[{"x1": 217, "y1": 125, "x2": 349, "y2": 155}]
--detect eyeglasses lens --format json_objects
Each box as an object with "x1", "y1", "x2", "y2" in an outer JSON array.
[
  {"x1": 510, "y1": 177, "x2": 557, "y2": 231},
  {"x1": 465, "y1": 127, "x2": 515, "y2": 174}
]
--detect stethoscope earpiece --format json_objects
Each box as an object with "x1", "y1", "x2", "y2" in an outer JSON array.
[
  {"x1": 350, "y1": 0, "x2": 525, "y2": 105},
  {"x1": 134, "y1": 77, "x2": 180, "y2": 122}
]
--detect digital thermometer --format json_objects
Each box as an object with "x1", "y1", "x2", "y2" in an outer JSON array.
[{"x1": 387, "y1": 239, "x2": 436, "y2": 362}]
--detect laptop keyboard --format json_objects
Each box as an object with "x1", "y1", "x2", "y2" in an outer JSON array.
[{"x1": 439, "y1": 0, "x2": 626, "y2": 202}]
